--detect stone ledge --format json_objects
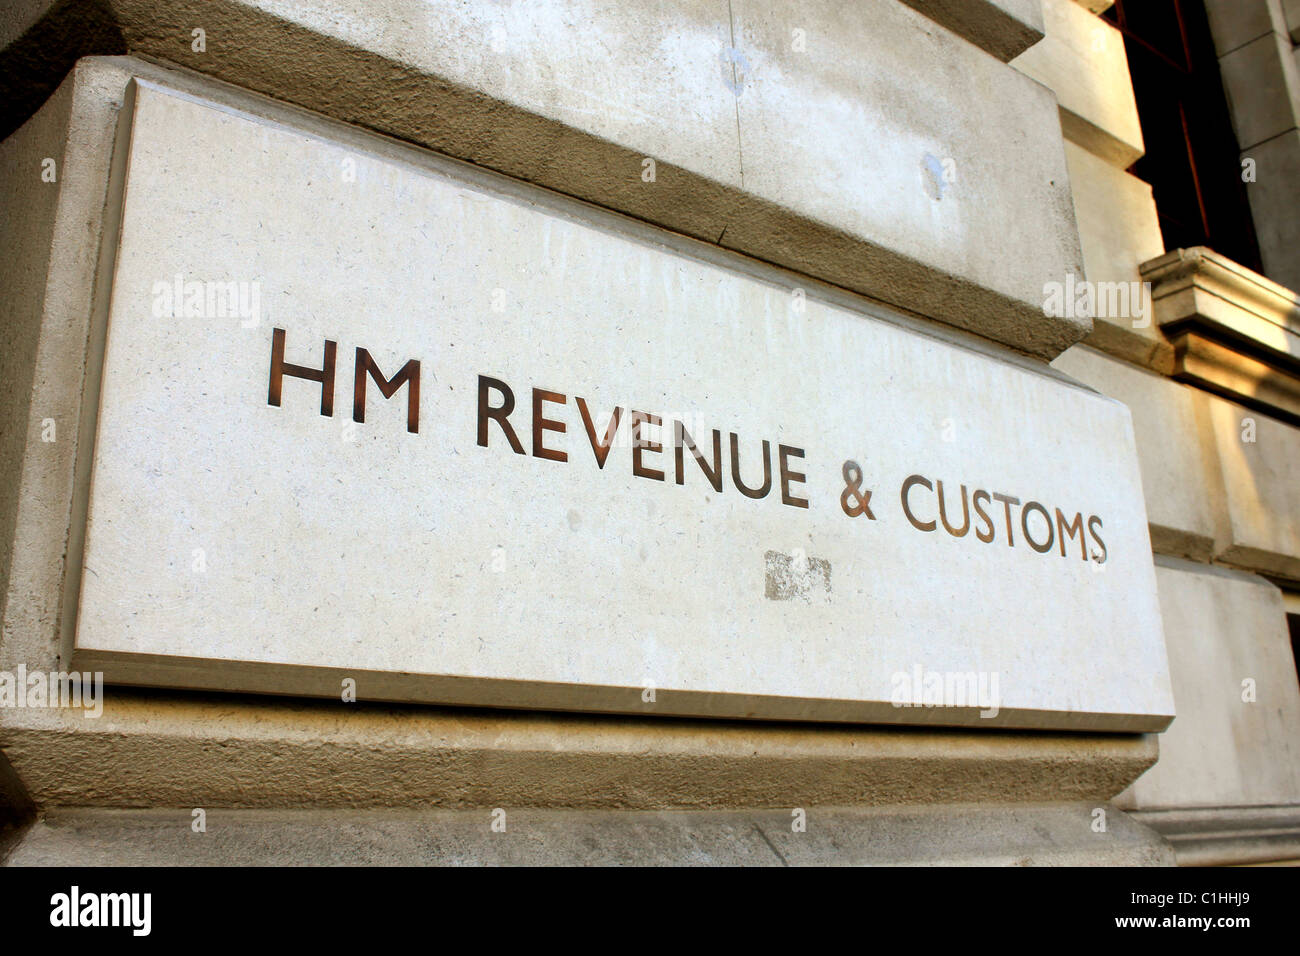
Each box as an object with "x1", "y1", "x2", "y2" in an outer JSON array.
[
  {"x1": 1143, "y1": 246, "x2": 1300, "y2": 424},
  {"x1": 1132, "y1": 805, "x2": 1300, "y2": 866},
  {"x1": 0, "y1": 690, "x2": 1162, "y2": 810},
  {"x1": 1169, "y1": 332, "x2": 1300, "y2": 425},
  {"x1": 1143, "y1": 246, "x2": 1300, "y2": 365},
  {"x1": 2, "y1": 803, "x2": 1175, "y2": 866},
  {"x1": 898, "y1": 0, "x2": 1045, "y2": 61}
]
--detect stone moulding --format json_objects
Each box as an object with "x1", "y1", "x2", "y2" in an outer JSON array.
[
  {"x1": 1132, "y1": 805, "x2": 1300, "y2": 866},
  {"x1": 2, "y1": 804, "x2": 1176, "y2": 866},
  {"x1": 1142, "y1": 246, "x2": 1300, "y2": 424}
]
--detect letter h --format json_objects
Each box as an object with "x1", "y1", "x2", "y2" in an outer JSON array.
[{"x1": 268, "y1": 327, "x2": 336, "y2": 417}]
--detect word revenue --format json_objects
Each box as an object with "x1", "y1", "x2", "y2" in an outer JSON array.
[
  {"x1": 263, "y1": 330, "x2": 1109, "y2": 563},
  {"x1": 475, "y1": 375, "x2": 811, "y2": 509}
]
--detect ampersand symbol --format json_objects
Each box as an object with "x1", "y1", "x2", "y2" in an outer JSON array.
[{"x1": 840, "y1": 460, "x2": 875, "y2": 519}]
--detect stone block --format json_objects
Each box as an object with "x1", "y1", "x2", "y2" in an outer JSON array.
[
  {"x1": 1051, "y1": 346, "x2": 1226, "y2": 560},
  {"x1": 0, "y1": 1, "x2": 1091, "y2": 358},
  {"x1": 1062, "y1": 140, "x2": 1171, "y2": 370},
  {"x1": 1122, "y1": 559, "x2": 1300, "y2": 809},
  {"x1": 1207, "y1": 393, "x2": 1300, "y2": 580},
  {"x1": 0, "y1": 55, "x2": 1165, "y2": 817},
  {"x1": 55, "y1": 67, "x2": 1172, "y2": 732},
  {"x1": 1218, "y1": 29, "x2": 1300, "y2": 150},
  {"x1": 1242, "y1": 130, "x2": 1300, "y2": 294},
  {"x1": 1204, "y1": 0, "x2": 1286, "y2": 56},
  {"x1": 1012, "y1": 0, "x2": 1144, "y2": 167}
]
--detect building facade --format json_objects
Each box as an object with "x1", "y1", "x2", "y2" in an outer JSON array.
[{"x1": 0, "y1": 0, "x2": 1298, "y2": 865}]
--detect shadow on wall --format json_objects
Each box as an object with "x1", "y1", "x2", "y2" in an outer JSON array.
[{"x1": 0, "y1": 747, "x2": 35, "y2": 839}]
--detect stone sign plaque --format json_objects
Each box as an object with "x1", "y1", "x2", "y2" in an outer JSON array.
[{"x1": 69, "y1": 78, "x2": 1175, "y2": 731}]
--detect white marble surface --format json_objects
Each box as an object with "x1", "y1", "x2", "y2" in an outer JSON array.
[{"x1": 72, "y1": 78, "x2": 1174, "y2": 730}]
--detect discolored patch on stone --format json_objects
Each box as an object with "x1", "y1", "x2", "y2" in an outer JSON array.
[{"x1": 764, "y1": 550, "x2": 831, "y2": 603}]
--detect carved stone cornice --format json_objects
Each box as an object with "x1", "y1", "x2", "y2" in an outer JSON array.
[{"x1": 1141, "y1": 247, "x2": 1300, "y2": 423}]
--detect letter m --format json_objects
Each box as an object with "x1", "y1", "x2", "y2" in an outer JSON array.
[
  {"x1": 354, "y1": 348, "x2": 420, "y2": 433},
  {"x1": 101, "y1": 894, "x2": 129, "y2": 926},
  {"x1": 1056, "y1": 509, "x2": 1087, "y2": 560}
]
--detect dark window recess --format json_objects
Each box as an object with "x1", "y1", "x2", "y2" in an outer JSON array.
[
  {"x1": 1290, "y1": 613, "x2": 1300, "y2": 690},
  {"x1": 1104, "y1": 0, "x2": 1263, "y2": 272}
]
